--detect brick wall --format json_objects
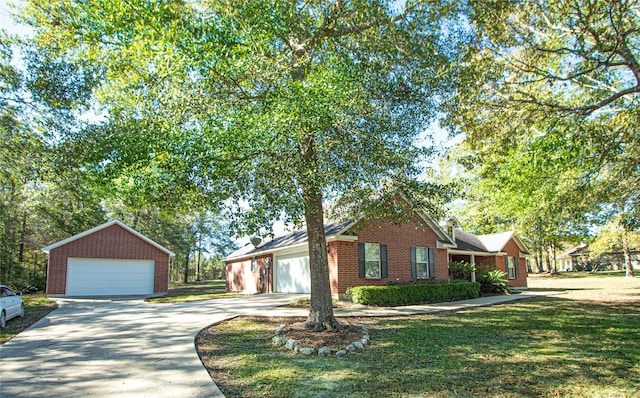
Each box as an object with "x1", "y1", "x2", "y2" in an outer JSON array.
[
  {"x1": 46, "y1": 224, "x2": 170, "y2": 295},
  {"x1": 226, "y1": 255, "x2": 272, "y2": 293},
  {"x1": 335, "y1": 218, "x2": 448, "y2": 294},
  {"x1": 502, "y1": 239, "x2": 528, "y2": 288}
]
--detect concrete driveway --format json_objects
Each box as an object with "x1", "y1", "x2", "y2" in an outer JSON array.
[{"x1": 0, "y1": 294, "x2": 302, "y2": 398}]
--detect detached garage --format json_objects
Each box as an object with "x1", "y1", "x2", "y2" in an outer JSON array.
[{"x1": 43, "y1": 220, "x2": 174, "y2": 297}]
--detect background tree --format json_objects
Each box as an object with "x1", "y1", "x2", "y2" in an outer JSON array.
[
  {"x1": 444, "y1": 0, "x2": 639, "y2": 276},
  {"x1": 19, "y1": 0, "x2": 460, "y2": 329}
]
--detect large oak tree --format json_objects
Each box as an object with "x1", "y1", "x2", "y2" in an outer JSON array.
[{"x1": 19, "y1": 1, "x2": 460, "y2": 329}]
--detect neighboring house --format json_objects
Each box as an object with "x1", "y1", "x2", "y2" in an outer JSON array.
[
  {"x1": 557, "y1": 244, "x2": 590, "y2": 271},
  {"x1": 558, "y1": 244, "x2": 640, "y2": 271},
  {"x1": 42, "y1": 220, "x2": 174, "y2": 297},
  {"x1": 224, "y1": 199, "x2": 529, "y2": 295}
]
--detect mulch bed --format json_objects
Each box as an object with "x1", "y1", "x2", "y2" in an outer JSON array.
[{"x1": 277, "y1": 319, "x2": 366, "y2": 350}]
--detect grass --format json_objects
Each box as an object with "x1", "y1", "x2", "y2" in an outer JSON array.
[
  {"x1": 196, "y1": 275, "x2": 640, "y2": 398},
  {"x1": 529, "y1": 270, "x2": 630, "y2": 279},
  {"x1": 145, "y1": 279, "x2": 241, "y2": 303},
  {"x1": 0, "y1": 293, "x2": 58, "y2": 345}
]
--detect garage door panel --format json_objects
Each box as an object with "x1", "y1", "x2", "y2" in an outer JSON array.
[
  {"x1": 67, "y1": 258, "x2": 155, "y2": 296},
  {"x1": 275, "y1": 251, "x2": 310, "y2": 293}
]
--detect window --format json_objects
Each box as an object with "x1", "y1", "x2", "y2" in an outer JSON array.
[
  {"x1": 415, "y1": 247, "x2": 428, "y2": 278},
  {"x1": 251, "y1": 257, "x2": 258, "y2": 271},
  {"x1": 447, "y1": 226, "x2": 455, "y2": 241},
  {"x1": 365, "y1": 243, "x2": 381, "y2": 278},
  {"x1": 358, "y1": 243, "x2": 388, "y2": 279},
  {"x1": 506, "y1": 256, "x2": 517, "y2": 279},
  {"x1": 411, "y1": 247, "x2": 435, "y2": 278}
]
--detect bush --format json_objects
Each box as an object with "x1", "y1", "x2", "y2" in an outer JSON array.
[
  {"x1": 351, "y1": 282, "x2": 481, "y2": 306},
  {"x1": 448, "y1": 261, "x2": 475, "y2": 280},
  {"x1": 475, "y1": 263, "x2": 497, "y2": 276},
  {"x1": 386, "y1": 278, "x2": 449, "y2": 286},
  {"x1": 478, "y1": 270, "x2": 511, "y2": 295}
]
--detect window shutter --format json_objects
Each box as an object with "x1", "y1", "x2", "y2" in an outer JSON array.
[
  {"x1": 380, "y1": 244, "x2": 388, "y2": 278},
  {"x1": 358, "y1": 243, "x2": 365, "y2": 278},
  {"x1": 410, "y1": 246, "x2": 417, "y2": 279},
  {"x1": 428, "y1": 248, "x2": 435, "y2": 278},
  {"x1": 514, "y1": 257, "x2": 520, "y2": 279}
]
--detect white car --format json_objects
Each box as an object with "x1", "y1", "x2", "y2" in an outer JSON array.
[{"x1": 0, "y1": 285, "x2": 24, "y2": 328}]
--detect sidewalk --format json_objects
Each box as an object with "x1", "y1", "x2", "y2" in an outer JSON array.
[{"x1": 237, "y1": 290, "x2": 564, "y2": 318}]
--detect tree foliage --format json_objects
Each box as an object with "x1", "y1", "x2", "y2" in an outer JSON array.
[
  {"x1": 19, "y1": 0, "x2": 461, "y2": 328},
  {"x1": 444, "y1": 0, "x2": 639, "y2": 276}
]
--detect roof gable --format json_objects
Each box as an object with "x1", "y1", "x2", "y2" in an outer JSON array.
[
  {"x1": 453, "y1": 229, "x2": 530, "y2": 255},
  {"x1": 42, "y1": 220, "x2": 175, "y2": 257},
  {"x1": 224, "y1": 220, "x2": 353, "y2": 261}
]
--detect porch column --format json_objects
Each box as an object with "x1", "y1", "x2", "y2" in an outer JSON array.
[{"x1": 470, "y1": 255, "x2": 476, "y2": 282}]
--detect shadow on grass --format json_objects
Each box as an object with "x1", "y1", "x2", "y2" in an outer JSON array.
[{"x1": 198, "y1": 296, "x2": 640, "y2": 398}]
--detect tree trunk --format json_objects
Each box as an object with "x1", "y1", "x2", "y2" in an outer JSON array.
[
  {"x1": 542, "y1": 246, "x2": 550, "y2": 273},
  {"x1": 184, "y1": 250, "x2": 190, "y2": 283},
  {"x1": 196, "y1": 231, "x2": 203, "y2": 281},
  {"x1": 299, "y1": 132, "x2": 340, "y2": 331},
  {"x1": 18, "y1": 210, "x2": 26, "y2": 264},
  {"x1": 549, "y1": 242, "x2": 557, "y2": 274},
  {"x1": 302, "y1": 185, "x2": 340, "y2": 331},
  {"x1": 622, "y1": 229, "x2": 634, "y2": 278}
]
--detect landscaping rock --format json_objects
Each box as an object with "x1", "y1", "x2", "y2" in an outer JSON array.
[
  {"x1": 355, "y1": 325, "x2": 369, "y2": 334},
  {"x1": 275, "y1": 324, "x2": 287, "y2": 336},
  {"x1": 353, "y1": 341, "x2": 364, "y2": 350},
  {"x1": 300, "y1": 347, "x2": 315, "y2": 355},
  {"x1": 335, "y1": 350, "x2": 347, "y2": 356},
  {"x1": 285, "y1": 339, "x2": 298, "y2": 350},
  {"x1": 318, "y1": 347, "x2": 331, "y2": 356},
  {"x1": 272, "y1": 336, "x2": 288, "y2": 346},
  {"x1": 346, "y1": 344, "x2": 356, "y2": 352},
  {"x1": 361, "y1": 338, "x2": 368, "y2": 346}
]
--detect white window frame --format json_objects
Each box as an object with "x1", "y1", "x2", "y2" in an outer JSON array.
[
  {"x1": 506, "y1": 256, "x2": 516, "y2": 279},
  {"x1": 415, "y1": 246, "x2": 429, "y2": 278},
  {"x1": 364, "y1": 243, "x2": 381, "y2": 279}
]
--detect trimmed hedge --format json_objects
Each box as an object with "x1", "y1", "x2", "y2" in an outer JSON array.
[{"x1": 351, "y1": 282, "x2": 481, "y2": 306}]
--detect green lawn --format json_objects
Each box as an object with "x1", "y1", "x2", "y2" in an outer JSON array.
[
  {"x1": 1, "y1": 294, "x2": 58, "y2": 345},
  {"x1": 197, "y1": 276, "x2": 640, "y2": 398},
  {"x1": 146, "y1": 279, "x2": 241, "y2": 303}
]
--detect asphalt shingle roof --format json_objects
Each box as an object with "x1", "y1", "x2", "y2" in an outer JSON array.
[{"x1": 224, "y1": 220, "x2": 353, "y2": 260}]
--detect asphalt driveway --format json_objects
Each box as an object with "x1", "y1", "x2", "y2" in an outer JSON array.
[{"x1": 0, "y1": 294, "x2": 301, "y2": 398}]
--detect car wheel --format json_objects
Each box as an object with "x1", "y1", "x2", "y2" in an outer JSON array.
[
  {"x1": 19, "y1": 303, "x2": 25, "y2": 317},
  {"x1": 1, "y1": 310, "x2": 6, "y2": 329}
]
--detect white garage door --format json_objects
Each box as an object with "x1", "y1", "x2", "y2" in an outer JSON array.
[
  {"x1": 66, "y1": 258, "x2": 155, "y2": 296},
  {"x1": 275, "y1": 251, "x2": 310, "y2": 293}
]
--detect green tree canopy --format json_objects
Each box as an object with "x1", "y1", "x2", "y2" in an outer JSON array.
[{"x1": 19, "y1": 0, "x2": 462, "y2": 328}]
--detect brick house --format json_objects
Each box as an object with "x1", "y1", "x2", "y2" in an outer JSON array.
[
  {"x1": 43, "y1": 220, "x2": 174, "y2": 297},
  {"x1": 224, "y1": 204, "x2": 529, "y2": 295}
]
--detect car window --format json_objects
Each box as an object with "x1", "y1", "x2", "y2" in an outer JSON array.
[
  {"x1": 0, "y1": 287, "x2": 6, "y2": 297},
  {"x1": 6, "y1": 288, "x2": 15, "y2": 296}
]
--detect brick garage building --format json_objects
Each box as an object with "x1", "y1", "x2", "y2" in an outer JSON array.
[
  {"x1": 43, "y1": 220, "x2": 174, "y2": 297},
  {"x1": 224, "y1": 197, "x2": 530, "y2": 295}
]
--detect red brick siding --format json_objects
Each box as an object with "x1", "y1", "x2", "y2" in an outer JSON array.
[
  {"x1": 226, "y1": 255, "x2": 272, "y2": 293},
  {"x1": 335, "y1": 219, "x2": 448, "y2": 294},
  {"x1": 501, "y1": 239, "x2": 528, "y2": 288},
  {"x1": 46, "y1": 224, "x2": 170, "y2": 295}
]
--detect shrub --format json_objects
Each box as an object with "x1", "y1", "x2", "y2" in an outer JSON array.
[
  {"x1": 386, "y1": 278, "x2": 449, "y2": 286},
  {"x1": 475, "y1": 263, "x2": 497, "y2": 276},
  {"x1": 351, "y1": 282, "x2": 481, "y2": 306},
  {"x1": 448, "y1": 261, "x2": 476, "y2": 280},
  {"x1": 478, "y1": 270, "x2": 511, "y2": 295}
]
